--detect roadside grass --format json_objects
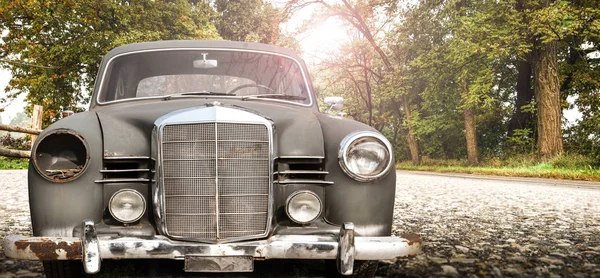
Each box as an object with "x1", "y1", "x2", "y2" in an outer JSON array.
[
  {"x1": 397, "y1": 154, "x2": 600, "y2": 182},
  {"x1": 0, "y1": 157, "x2": 29, "y2": 170}
]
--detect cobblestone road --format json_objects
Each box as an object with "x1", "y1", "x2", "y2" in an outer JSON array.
[
  {"x1": 1, "y1": 170, "x2": 599, "y2": 277},
  {"x1": 384, "y1": 171, "x2": 600, "y2": 277}
]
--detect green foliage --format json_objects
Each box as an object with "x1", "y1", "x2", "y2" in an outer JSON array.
[
  {"x1": 0, "y1": 1, "x2": 207, "y2": 124},
  {"x1": 215, "y1": 0, "x2": 280, "y2": 44},
  {"x1": 294, "y1": 0, "x2": 599, "y2": 164},
  {"x1": 507, "y1": 128, "x2": 536, "y2": 153},
  {"x1": 1, "y1": 0, "x2": 297, "y2": 126},
  {"x1": 0, "y1": 157, "x2": 29, "y2": 170},
  {"x1": 397, "y1": 154, "x2": 600, "y2": 181}
]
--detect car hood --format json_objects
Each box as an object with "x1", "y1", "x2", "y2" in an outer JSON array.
[{"x1": 94, "y1": 98, "x2": 324, "y2": 158}]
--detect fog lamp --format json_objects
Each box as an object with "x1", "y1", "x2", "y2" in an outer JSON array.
[
  {"x1": 109, "y1": 189, "x2": 146, "y2": 224},
  {"x1": 286, "y1": 190, "x2": 322, "y2": 224}
]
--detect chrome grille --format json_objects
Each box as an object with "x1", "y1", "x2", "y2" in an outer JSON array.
[{"x1": 161, "y1": 122, "x2": 270, "y2": 241}]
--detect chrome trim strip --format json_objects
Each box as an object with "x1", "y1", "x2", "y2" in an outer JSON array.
[
  {"x1": 274, "y1": 180, "x2": 334, "y2": 185},
  {"x1": 95, "y1": 48, "x2": 314, "y2": 108},
  {"x1": 155, "y1": 106, "x2": 274, "y2": 243},
  {"x1": 275, "y1": 170, "x2": 329, "y2": 175},
  {"x1": 214, "y1": 121, "x2": 220, "y2": 239},
  {"x1": 161, "y1": 158, "x2": 269, "y2": 161},
  {"x1": 165, "y1": 194, "x2": 269, "y2": 197},
  {"x1": 166, "y1": 212, "x2": 268, "y2": 216},
  {"x1": 164, "y1": 176, "x2": 268, "y2": 179},
  {"x1": 103, "y1": 156, "x2": 151, "y2": 160},
  {"x1": 276, "y1": 156, "x2": 324, "y2": 159},
  {"x1": 94, "y1": 178, "x2": 151, "y2": 183},
  {"x1": 100, "y1": 169, "x2": 150, "y2": 173},
  {"x1": 163, "y1": 139, "x2": 269, "y2": 143}
]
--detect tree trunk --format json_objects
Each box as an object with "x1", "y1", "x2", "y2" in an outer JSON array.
[
  {"x1": 461, "y1": 78, "x2": 478, "y2": 164},
  {"x1": 402, "y1": 95, "x2": 420, "y2": 165},
  {"x1": 463, "y1": 108, "x2": 479, "y2": 165},
  {"x1": 391, "y1": 98, "x2": 420, "y2": 165},
  {"x1": 532, "y1": 41, "x2": 563, "y2": 157},
  {"x1": 507, "y1": 60, "x2": 535, "y2": 137}
]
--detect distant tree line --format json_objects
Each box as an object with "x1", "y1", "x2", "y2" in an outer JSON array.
[
  {"x1": 286, "y1": 0, "x2": 600, "y2": 165},
  {"x1": 2, "y1": 0, "x2": 598, "y2": 165},
  {"x1": 0, "y1": 0, "x2": 298, "y2": 126}
]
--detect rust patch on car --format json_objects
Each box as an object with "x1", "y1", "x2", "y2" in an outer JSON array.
[
  {"x1": 400, "y1": 233, "x2": 422, "y2": 246},
  {"x1": 14, "y1": 238, "x2": 83, "y2": 260},
  {"x1": 45, "y1": 167, "x2": 83, "y2": 180}
]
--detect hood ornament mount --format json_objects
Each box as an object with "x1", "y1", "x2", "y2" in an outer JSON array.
[{"x1": 206, "y1": 101, "x2": 223, "y2": 107}]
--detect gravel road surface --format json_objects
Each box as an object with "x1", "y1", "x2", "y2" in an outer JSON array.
[{"x1": 1, "y1": 170, "x2": 599, "y2": 277}]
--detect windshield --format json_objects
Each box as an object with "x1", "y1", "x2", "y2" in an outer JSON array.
[{"x1": 98, "y1": 50, "x2": 311, "y2": 105}]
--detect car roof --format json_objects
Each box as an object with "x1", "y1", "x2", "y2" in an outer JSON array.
[{"x1": 106, "y1": 40, "x2": 303, "y2": 60}]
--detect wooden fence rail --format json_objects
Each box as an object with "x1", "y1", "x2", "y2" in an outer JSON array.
[
  {"x1": 0, "y1": 148, "x2": 31, "y2": 158},
  {"x1": 0, "y1": 123, "x2": 42, "y2": 135},
  {"x1": 0, "y1": 105, "x2": 43, "y2": 159}
]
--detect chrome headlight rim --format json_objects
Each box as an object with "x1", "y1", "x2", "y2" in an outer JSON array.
[
  {"x1": 285, "y1": 190, "x2": 323, "y2": 224},
  {"x1": 32, "y1": 129, "x2": 90, "y2": 183},
  {"x1": 338, "y1": 131, "x2": 393, "y2": 182},
  {"x1": 109, "y1": 189, "x2": 147, "y2": 224}
]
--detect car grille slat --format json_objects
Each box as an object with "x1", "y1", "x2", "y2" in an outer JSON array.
[{"x1": 161, "y1": 122, "x2": 270, "y2": 242}]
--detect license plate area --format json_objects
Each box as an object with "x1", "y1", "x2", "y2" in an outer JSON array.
[{"x1": 184, "y1": 256, "x2": 254, "y2": 272}]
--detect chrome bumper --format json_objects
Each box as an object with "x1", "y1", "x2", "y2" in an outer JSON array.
[{"x1": 3, "y1": 220, "x2": 422, "y2": 275}]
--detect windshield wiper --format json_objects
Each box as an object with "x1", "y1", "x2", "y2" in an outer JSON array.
[
  {"x1": 163, "y1": 91, "x2": 235, "y2": 100},
  {"x1": 241, "y1": 94, "x2": 306, "y2": 101}
]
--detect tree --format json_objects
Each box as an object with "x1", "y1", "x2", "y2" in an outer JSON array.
[
  {"x1": 0, "y1": 0, "x2": 220, "y2": 124},
  {"x1": 215, "y1": 0, "x2": 280, "y2": 44},
  {"x1": 286, "y1": 0, "x2": 422, "y2": 164},
  {"x1": 214, "y1": 0, "x2": 300, "y2": 51}
]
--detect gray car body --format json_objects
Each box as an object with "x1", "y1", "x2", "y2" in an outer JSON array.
[{"x1": 28, "y1": 40, "x2": 396, "y2": 241}]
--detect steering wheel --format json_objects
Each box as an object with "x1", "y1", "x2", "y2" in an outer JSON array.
[{"x1": 226, "y1": 84, "x2": 276, "y2": 95}]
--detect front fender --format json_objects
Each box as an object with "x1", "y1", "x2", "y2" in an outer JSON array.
[
  {"x1": 29, "y1": 111, "x2": 104, "y2": 237},
  {"x1": 315, "y1": 113, "x2": 396, "y2": 236}
]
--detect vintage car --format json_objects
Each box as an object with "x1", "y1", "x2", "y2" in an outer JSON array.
[{"x1": 3, "y1": 41, "x2": 421, "y2": 277}]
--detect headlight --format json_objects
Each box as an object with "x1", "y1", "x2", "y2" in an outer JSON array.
[
  {"x1": 338, "y1": 131, "x2": 393, "y2": 182},
  {"x1": 32, "y1": 129, "x2": 89, "y2": 182},
  {"x1": 109, "y1": 189, "x2": 146, "y2": 224},
  {"x1": 286, "y1": 190, "x2": 322, "y2": 224}
]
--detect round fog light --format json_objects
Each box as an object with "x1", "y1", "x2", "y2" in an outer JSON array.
[
  {"x1": 286, "y1": 190, "x2": 322, "y2": 224},
  {"x1": 109, "y1": 189, "x2": 146, "y2": 224}
]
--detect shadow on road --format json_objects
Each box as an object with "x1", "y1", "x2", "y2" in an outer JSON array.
[{"x1": 96, "y1": 259, "x2": 336, "y2": 277}]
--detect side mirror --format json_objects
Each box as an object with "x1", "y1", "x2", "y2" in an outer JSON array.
[
  {"x1": 61, "y1": 110, "x2": 74, "y2": 118},
  {"x1": 324, "y1": 96, "x2": 344, "y2": 111}
]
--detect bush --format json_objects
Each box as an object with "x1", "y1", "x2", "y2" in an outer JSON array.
[
  {"x1": 0, "y1": 134, "x2": 31, "y2": 150},
  {"x1": 401, "y1": 153, "x2": 598, "y2": 171},
  {"x1": 0, "y1": 157, "x2": 29, "y2": 169},
  {"x1": 549, "y1": 154, "x2": 597, "y2": 170}
]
